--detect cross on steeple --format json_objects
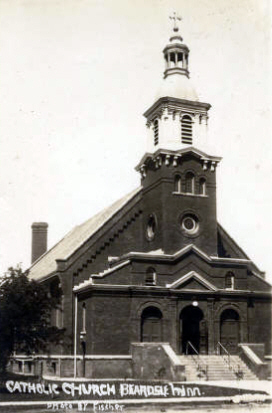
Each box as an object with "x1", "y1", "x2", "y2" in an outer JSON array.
[{"x1": 169, "y1": 12, "x2": 182, "y2": 32}]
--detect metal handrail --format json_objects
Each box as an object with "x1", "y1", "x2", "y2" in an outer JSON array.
[
  {"x1": 186, "y1": 341, "x2": 208, "y2": 380},
  {"x1": 216, "y1": 341, "x2": 244, "y2": 379}
]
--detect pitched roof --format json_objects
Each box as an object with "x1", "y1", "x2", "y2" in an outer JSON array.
[
  {"x1": 217, "y1": 223, "x2": 263, "y2": 275},
  {"x1": 28, "y1": 187, "x2": 141, "y2": 280}
]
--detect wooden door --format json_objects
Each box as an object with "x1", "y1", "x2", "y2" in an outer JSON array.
[
  {"x1": 199, "y1": 320, "x2": 207, "y2": 354},
  {"x1": 142, "y1": 317, "x2": 162, "y2": 342},
  {"x1": 220, "y1": 310, "x2": 239, "y2": 354}
]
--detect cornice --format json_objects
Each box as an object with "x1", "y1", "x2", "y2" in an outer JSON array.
[
  {"x1": 143, "y1": 97, "x2": 211, "y2": 119},
  {"x1": 163, "y1": 43, "x2": 190, "y2": 54},
  {"x1": 73, "y1": 282, "x2": 272, "y2": 299},
  {"x1": 73, "y1": 260, "x2": 131, "y2": 292},
  {"x1": 117, "y1": 245, "x2": 251, "y2": 266},
  {"x1": 135, "y1": 147, "x2": 222, "y2": 178}
]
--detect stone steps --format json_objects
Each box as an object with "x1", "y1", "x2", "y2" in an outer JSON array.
[{"x1": 178, "y1": 355, "x2": 258, "y2": 381}]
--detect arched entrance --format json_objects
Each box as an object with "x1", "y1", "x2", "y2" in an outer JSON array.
[
  {"x1": 180, "y1": 305, "x2": 205, "y2": 354},
  {"x1": 141, "y1": 306, "x2": 162, "y2": 342},
  {"x1": 220, "y1": 309, "x2": 240, "y2": 354}
]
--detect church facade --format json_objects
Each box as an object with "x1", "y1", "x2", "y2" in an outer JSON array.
[{"x1": 25, "y1": 24, "x2": 271, "y2": 374}]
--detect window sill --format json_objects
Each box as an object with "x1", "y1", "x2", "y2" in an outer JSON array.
[{"x1": 172, "y1": 192, "x2": 208, "y2": 198}]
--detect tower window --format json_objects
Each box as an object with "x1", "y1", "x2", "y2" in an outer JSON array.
[
  {"x1": 181, "y1": 214, "x2": 199, "y2": 235},
  {"x1": 185, "y1": 172, "x2": 195, "y2": 194},
  {"x1": 181, "y1": 115, "x2": 193, "y2": 144},
  {"x1": 145, "y1": 268, "x2": 157, "y2": 286},
  {"x1": 174, "y1": 175, "x2": 182, "y2": 193},
  {"x1": 225, "y1": 272, "x2": 235, "y2": 289},
  {"x1": 199, "y1": 178, "x2": 206, "y2": 195},
  {"x1": 146, "y1": 214, "x2": 157, "y2": 240},
  {"x1": 154, "y1": 119, "x2": 159, "y2": 146}
]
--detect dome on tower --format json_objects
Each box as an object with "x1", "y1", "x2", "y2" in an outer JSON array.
[
  {"x1": 155, "y1": 28, "x2": 199, "y2": 102},
  {"x1": 155, "y1": 71, "x2": 199, "y2": 101}
]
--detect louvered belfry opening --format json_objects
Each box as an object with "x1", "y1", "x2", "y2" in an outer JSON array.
[
  {"x1": 154, "y1": 119, "x2": 159, "y2": 145},
  {"x1": 181, "y1": 115, "x2": 193, "y2": 144}
]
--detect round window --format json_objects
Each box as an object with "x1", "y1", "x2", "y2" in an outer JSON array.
[
  {"x1": 181, "y1": 214, "x2": 199, "y2": 235},
  {"x1": 146, "y1": 215, "x2": 156, "y2": 240}
]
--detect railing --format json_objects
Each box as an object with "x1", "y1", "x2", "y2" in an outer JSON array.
[
  {"x1": 186, "y1": 341, "x2": 208, "y2": 380},
  {"x1": 216, "y1": 341, "x2": 244, "y2": 380}
]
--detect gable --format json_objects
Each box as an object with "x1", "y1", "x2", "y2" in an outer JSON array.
[
  {"x1": 166, "y1": 270, "x2": 217, "y2": 291},
  {"x1": 176, "y1": 278, "x2": 211, "y2": 291}
]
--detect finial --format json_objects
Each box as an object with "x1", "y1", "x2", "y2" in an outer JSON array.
[{"x1": 169, "y1": 12, "x2": 182, "y2": 33}]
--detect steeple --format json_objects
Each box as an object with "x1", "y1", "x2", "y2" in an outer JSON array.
[
  {"x1": 141, "y1": 16, "x2": 212, "y2": 155},
  {"x1": 135, "y1": 18, "x2": 221, "y2": 257}
]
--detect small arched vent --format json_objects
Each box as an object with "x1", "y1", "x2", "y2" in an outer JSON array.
[
  {"x1": 225, "y1": 272, "x2": 235, "y2": 290},
  {"x1": 145, "y1": 267, "x2": 157, "y2": 286}
]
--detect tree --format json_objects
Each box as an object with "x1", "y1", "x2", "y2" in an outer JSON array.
[{"x1": 0, "y1": 265, "x2": 64, "y2": 373}]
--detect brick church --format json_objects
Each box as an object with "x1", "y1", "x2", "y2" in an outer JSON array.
[{"x1": 24, "y1": 20, "x2": 271, "y2": 378}]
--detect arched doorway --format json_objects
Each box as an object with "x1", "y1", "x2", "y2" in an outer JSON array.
[
  {"x1": 220, "y1": 309, "x2": 239, "y2": 354},
  {"x1": 180, "y1": 305, "x2": 205, "y2": 354},
  {"x1": 141, "y1": 306, "x2": 162, "y2": 342}
]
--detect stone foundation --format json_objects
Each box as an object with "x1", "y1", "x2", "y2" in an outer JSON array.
[{"x1": 8, "y1": 342, "x2": 185, "y2": 381}]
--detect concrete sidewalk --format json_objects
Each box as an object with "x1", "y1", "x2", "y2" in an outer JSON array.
[{"x1": 195, "y1": 380, "x2": 272, "y2": 396}]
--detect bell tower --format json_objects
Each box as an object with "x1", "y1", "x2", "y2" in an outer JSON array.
[
  {"x1": 144, "y1": 14, "x2": 211, "y2": 154},
  {"x1": 136, "y1": 15, "x2": 221, "y2": 257}
]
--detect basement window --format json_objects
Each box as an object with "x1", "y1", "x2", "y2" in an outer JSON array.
[
  {"x1": 18, "y1": 361, "x2": 23, "y2": 373},
  {"x1": 26, "y1": 361, "x2": 32, "y2": 374}
]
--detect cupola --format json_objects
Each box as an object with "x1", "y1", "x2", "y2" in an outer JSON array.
[
  {"x1": 142, "y1": 14, "x2": 211, "y2": 155},
  {"x1": 163, "y1": 31, "x2": 190, "y2": 79}
]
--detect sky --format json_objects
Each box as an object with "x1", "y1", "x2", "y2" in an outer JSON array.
[{"x1": 0, "y1": 0, "x2": 271, "y2": 281}]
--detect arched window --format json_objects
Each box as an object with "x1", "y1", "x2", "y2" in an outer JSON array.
[
  {"x1": 154, "y1": 119, "x2": 159, "y2": 146},
  {"x1": 225, "y1": 272, "x2": 235, "y2": 289},
  {"x1": 50, "y1": 278, "x2": 63, "y2": 328},
  {"x1": 174, "y1": 174, "x2": 182, "y2": 193},
  {"x1": 181, "y1": 115, "x2": 193, "y2": 144},
  {"x1": 146, "y1": 214, "x2": 156, "y2": 240},
  {"x1": 145, "y1": 267, "x2": 156, "y2": 286},
  {"x1": 199, "y1": 178, "x2": 206, "y2": 195},
  {"x1": 141, "y1": 306, "x2": 162, "y2": 342},
  {"x1": 185, "y1": 172, "x2": 195, "y2": 194}
]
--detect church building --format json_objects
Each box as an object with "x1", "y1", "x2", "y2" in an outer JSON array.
[{"x1": 23, "y1": 19, "x2": 271, "y2": 379}]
